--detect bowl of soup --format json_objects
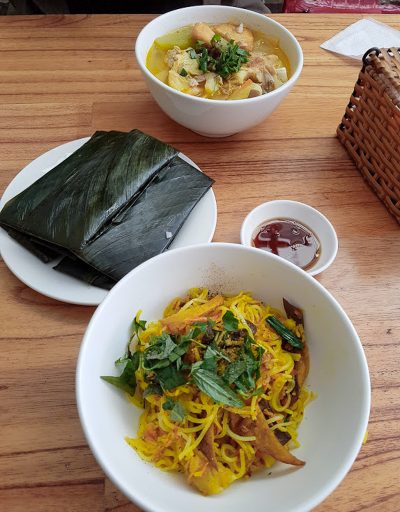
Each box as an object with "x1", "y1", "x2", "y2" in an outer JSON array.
[{"x1": 135, "y1": 6, "x2": 303, "y2": 137}]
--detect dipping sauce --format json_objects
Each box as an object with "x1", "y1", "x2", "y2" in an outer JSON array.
[{"x1": 252, "y1": 219, "x2": 320, "y2": 270}]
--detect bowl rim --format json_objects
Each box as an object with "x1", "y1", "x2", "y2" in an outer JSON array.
[
  {"x1": 134, "y1": 5, "x2": 304, "y2": 105},
  {"x1": 240, "y1": 200, "x2": 339, "y2": 276},
  {"x1": 76, "y1": 242, "x2": 370, "y2": 512}
]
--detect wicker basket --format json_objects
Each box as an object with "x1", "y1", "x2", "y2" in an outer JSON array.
[{"x1": 337, "y1": 47, "x2": 400, "y2": 224}]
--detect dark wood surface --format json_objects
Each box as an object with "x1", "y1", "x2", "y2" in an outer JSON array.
[{"x1": 0, "y1": 13, "x2": 399, "y2": 511}]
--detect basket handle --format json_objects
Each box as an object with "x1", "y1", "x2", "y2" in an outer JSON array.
[{"x1": 362, "y1": 47, "x2": 381, "y2": 69}]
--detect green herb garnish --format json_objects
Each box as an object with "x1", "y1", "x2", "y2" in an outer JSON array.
[
  {"x1": 101, "y1": 351, "x2": 140, "y2": 395},
  {"x1": 143, "y1": 383, "x2": 162, "y2": 398},
  {"x1": 201, "y1": 342, "x2": 230, "y2": 372},
  {"x1": 222, "y1": 311, "x2": 239, "y2": 332},
  {"x1": 133, "y1": 316, "x2": 146, "y2": 334},
  {"x1": 162, "y1": 397, "x2": 175, "y2": 410},
  {"x1": 266, "y1": 316, "x2": 304, "y2": 350},
  {"x1": 155, "y1": 364, "x2": 186, "y2": 390},
  {"x1": 211, "y1": 33, "x2": 221, "y2": 43},
  {"x1": 198, "y1": 47, "x2": 209, "y2": 72},
  {"x1": 191, "y1": 367, "x2": 243, "y2": 408},
  {"x1": 141, "y1": 332, "x2": 190, "y2": 389},
  {"x1": 187, "y1": 38, "x2": 249, "y2": 78},
  {"x1": 143, "y1": 333, "x2": 190, "y2": 370},
  {"x1": 214, "y1": 40, "x2": 249, "y2": 77},
  {"x1": 223, "y1": 335, "x2": 263, "y2": 394},
  {"x1": 102, "y1": 306, "x2": 264, "y2": 408},
  {"x1": 179, "y1": 68, "x2": 188, "y2": 77},
  {"x1": 163, "y1": 397, "x2": 187, "y2": 422},
  {"x1": 223, "y1": 357, "x2": 247, "y2": 384}
]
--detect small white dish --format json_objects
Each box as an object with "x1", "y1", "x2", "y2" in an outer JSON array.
[
  {"x1": 0, "y1": 138, "x2": 217, "y2": 305},
  {"x1": 240, "y1": 200, "x2": 338, "y2": 276}
]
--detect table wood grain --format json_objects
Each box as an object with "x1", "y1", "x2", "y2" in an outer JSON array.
[{"x1": 0, "y1": 13, "x2": 399, "y2": 512}]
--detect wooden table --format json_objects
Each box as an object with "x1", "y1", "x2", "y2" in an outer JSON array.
[{"x1": 0, "y1": 13, "x2": 399, "y2": 512}]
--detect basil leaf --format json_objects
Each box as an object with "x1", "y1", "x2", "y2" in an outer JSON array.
[
  {"x1": 170, "y1": 401, "x2": 187, "y2": 422},
  {"x1": 180, "y1": 327, "x2": 200, "y2": 342},
  {"x1": 155, "y1": 365, "x2": 186, "y2": 390},
  {"x1": 223, "y1": 311, "x2": 239, "y2": 332},
  {"x1": 223, "y1": 358, "x2": 247, "y2": 384},
  {"x1": 145, "y1": 334, "x2": 177, "y2": 360},
  {"x1": 162, "y1": 398, "x2": 187, "y2": 422},
  {"x1": 143, "y1": 383, "x2": 162, "y2": 398},
  {"x1": 191, "y1": 368, "x2": 243, "y2": 407},
  {"x1": 237, "y1": 367, "x2": 255, "y2": 392},
  {"x1": 145, "y1": 358, "x2": 171, "y2": 370},
  {"x1": 173, "y1": 339, "x2": 191, "y2": 358},
  {"x1": 192, "y1": 319, "x2": 215, "y2": 339},
  {"x1": 115, "y1": 355, "x2": 129, "y2": 365},
  {"x1": 243, "y1": 334, "x2": 254, "y2": 351},
  {"x1": 101, "y1": 352, "x2": 140, "y2": 396},
  {"x1": 202, "y1": 345, "x2": 218, "y2": 371},
  {"x1": 191, "y1": 360, "x2": 203, "y2": 372},
  {"x1": 162, "y1": 397, "x2": 175, "y2": 410},
  {"x1": 143, "y1": 334, "x2": 181, "y2": 370},
  {"x1": 223, "y1": 335, "x2": 263, "y2": 393}
]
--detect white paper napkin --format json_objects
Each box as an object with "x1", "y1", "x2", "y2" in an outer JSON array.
[{"x1": 321, "y1": 18, "x2": 400, "y2": 60}]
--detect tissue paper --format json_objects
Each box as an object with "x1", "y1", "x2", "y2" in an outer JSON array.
[{"x1": 321, "y1": 18, "x2": 400, "y2": 60}]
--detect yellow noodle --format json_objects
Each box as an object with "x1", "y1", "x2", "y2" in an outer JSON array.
[{"x1": 121, "y1": 289, "x2": 313, "y2": 495}]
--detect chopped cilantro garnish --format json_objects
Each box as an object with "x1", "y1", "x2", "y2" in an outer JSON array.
[
  {"x1": 186, "y1": 38, "x2": 249, "y2": 78},
  {"x1": 211, "y1": 33, "x2": 221, "y2": 43}
]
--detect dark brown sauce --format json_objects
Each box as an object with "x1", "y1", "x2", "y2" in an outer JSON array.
[{"x1": 252, "y1": 218, "x2": 320, "y2": 271}]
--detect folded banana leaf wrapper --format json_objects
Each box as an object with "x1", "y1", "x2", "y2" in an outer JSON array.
[{"x1": 0, "y1": 130, "x2": 214, "y2": 289}]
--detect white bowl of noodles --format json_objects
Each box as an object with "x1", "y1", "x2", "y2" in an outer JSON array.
[
  {"x1": 76, "y1": 243, "x2": 370, "y2": 512},
  {"x1": 135, "y1": 6, "x2": 303, "y2": 137}
]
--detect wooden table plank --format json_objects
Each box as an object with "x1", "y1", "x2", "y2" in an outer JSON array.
[{"x1": 0, "y1": 12, "x2": 399, "y2": 512}]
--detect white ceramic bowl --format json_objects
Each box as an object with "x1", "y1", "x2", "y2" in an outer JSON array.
[
  {"x1": 240, "y1": 200, "x2": 338, "y2": 276},
  {"x1": 77, "y1": 243, "x2": 370, "y2": 512},
  {"x1": 135, "y1": 6, "x2": 303, "y2": 137}
]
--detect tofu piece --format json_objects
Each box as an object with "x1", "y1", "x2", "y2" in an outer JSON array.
[
  {"x1": 231, "y1": 68, "x2": 250, "y2": 85},
  {"x1": 229, "y1": 79, "x2": 262, "y2": 100},
  {"x1": 214, "y1": 23, "x2": 254, "y2": 51},
  {"x1": 192, "y1": 23, "x2": 215, "y2": 45}
]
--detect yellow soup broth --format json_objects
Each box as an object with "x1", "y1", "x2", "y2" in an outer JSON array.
[{"x1": 146, "y1": 22, "x2": 290, "y2": 100}]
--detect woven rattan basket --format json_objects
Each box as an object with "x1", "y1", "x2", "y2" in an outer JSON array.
[{"x1": 337, "y1": 47, "x2": 400, "y2": 224}]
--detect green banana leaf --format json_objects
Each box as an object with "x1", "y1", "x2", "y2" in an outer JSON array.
[{"x1": 0, "y1": 130, "x2": 214, "y2": 289}]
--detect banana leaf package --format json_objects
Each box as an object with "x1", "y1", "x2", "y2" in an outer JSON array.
[{"x1": 0, "y1": 130, "x2": 214, "y2": 289}]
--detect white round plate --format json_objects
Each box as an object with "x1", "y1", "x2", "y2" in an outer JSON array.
[{"x1": 0, "y1": 138, "x2": 217, "y2": 305}]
